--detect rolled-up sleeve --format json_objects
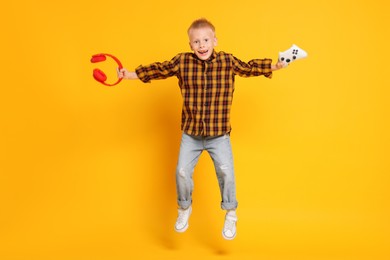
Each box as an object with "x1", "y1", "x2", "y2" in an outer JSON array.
[
  {"x1": 232, "y1": 55, "x2": 273, "y2": 79},
  {"x1": 135, "y1": 54, "x2": 182, "y2": 83}
]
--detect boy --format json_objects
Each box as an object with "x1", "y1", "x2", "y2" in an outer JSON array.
[{"x1": 118, "y1": 18, "x2": 283, "y2": 240}]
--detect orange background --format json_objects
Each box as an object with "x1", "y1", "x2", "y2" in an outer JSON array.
[{"x1": 1, "y1": 0, "x2": 389, "y2": 259}]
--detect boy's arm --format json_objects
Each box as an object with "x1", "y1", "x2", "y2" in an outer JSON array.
[
  {"x1": 117, "y1": 54, "x2": 181, "y2": 82},
  {"x1": 232, "y1": 55, "x2": 284, "y2": 78},
  {"x1": 232, "y1": 54, "x2": 282, "y2": 77}
]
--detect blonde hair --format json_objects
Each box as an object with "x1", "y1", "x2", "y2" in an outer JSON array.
[{"x1": 187, "y1": 18, "x2": 216, "y2": 35}]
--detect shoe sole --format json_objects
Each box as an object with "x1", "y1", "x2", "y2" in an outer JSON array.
[
  {"x1": 222, "y1": 231, "x2": 236, "y2": 240},
  {"x1": 175, "y1": 223, "x2": 189, "y2": 233}
]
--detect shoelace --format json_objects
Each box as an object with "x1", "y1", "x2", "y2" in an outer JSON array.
[
  {"x1": 224, "y1": 218, "x2": 236, "y2": 232},
  {"x1": 177, "y1": 210, "x2": 188, "y2": 224}
]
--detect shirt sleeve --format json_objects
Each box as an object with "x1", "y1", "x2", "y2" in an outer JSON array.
[
  {"x1": 231, "y1": 55, "x2": 273, "y2": 79},
  {"x1": 135, "y1": 54, "x2": 182, "y2": 83}
]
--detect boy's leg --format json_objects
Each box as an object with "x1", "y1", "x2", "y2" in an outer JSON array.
[
  {"x1": 206, "y1": 134, "x2": 238, "y2": 240},
  {"x1": 174, "y1": 133, "x2": 203, "y2": 232},
  {"x1": 206, "y1": 134, "x2": 238, "y2": 210},
  {"x1": 175, "y1": 133, "x2": 203, "y2": 210}
]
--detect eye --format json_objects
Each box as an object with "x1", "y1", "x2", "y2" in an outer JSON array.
[{"x1": 205, "y1": 39, "x2": 209, "y2": 42}]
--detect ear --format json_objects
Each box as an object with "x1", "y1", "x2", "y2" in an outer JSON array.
[
  {"x1": 189, "y1": 42, "x2": 194, "y2": 51},
  {"x1": 214, "y1": 37, "x2": 218, "y2": 47}
]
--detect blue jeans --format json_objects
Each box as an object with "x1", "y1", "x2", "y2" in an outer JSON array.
[{"x1": 176, "y1": 133, "x2": 238, "y2": 210}]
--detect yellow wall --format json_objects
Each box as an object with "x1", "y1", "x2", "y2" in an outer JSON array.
[{"x1": 1, "y1": 0, "x2": 389, "y2": 259}]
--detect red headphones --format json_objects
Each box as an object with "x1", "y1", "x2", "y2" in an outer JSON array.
[{"x1": 90, "y1": 53, "x2": 123, "y2": 86}]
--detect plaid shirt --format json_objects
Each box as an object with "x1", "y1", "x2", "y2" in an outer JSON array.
[{"x1": 135, "y1": 51, "x2": 272, "y2": 136}]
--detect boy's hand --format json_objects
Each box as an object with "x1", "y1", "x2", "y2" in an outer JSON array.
[
  {"x1": 117, "y1": 68, "x2": 128, "y2": 79},
  {"x1": 117, "y1": 68, "x2": 139, "y2": 80},
  {"x1": 271, "y1": 61, "x2": 284, "y2": 71}
]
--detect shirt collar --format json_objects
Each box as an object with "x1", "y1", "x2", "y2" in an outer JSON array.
[{"x1": 207, "y1": 50, "x2": 217, "y2": 62}]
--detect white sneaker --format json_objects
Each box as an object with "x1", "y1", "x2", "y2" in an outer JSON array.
[
  {"x1": 174, "y1": 206, "x2": 192, "y2": 233},
  {"x1": 222, "y1": 210, "x2": 237, "y2": 240}
]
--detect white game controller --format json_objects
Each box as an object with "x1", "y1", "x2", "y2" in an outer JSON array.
[{"x1": 278, "y1": 44, "x2": 308, "y2": 68}]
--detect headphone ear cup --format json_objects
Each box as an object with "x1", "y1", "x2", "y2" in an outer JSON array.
[
  {"x1": 93, "y1": 69, "x2": 107, "y2": 82},
  {"x1": 91, "y1": 54, "x2": 106, "y2": 63}
]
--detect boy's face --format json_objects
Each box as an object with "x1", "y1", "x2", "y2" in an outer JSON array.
[{"x1": 188, "y1": 27, "x2": 217, "y2": 60}]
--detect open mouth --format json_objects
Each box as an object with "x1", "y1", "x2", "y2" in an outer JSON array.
[{"x1": 198, "y1": 50, "x2": 209, "y2": 55}]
